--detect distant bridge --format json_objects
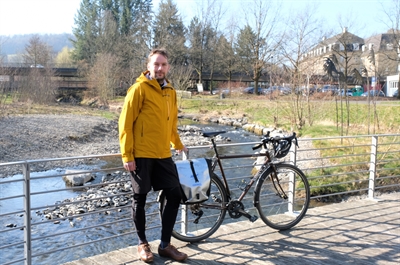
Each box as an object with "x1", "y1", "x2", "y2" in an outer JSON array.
[
  {"x1": 0, "y1": 66, "x2": 80, "y2": 77},
  {"x1": 0, "y1": 66, "x2": 270, "y2": 89}
]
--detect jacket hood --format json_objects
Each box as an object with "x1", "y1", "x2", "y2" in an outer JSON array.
[{"x1": 135, "y1": 70, "x2": 173, "y2": 91}]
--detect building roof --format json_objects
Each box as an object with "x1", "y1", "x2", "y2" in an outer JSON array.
[
  {"x1": 363, "y1": 32, "x2": 399, "y2": 53},
  {"x1": 315, "y1": 28, "x2": 365, "y2": 49}
]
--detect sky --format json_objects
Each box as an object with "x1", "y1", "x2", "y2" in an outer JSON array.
[{"x1": 0, "y1": 0, "x2": 395, "y2": 37}]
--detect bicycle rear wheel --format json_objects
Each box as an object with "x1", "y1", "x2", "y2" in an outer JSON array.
[
  {"x1": 159, "y1": 173, "x2": 228, "y2": 243},
  {"x1": 254, "y1": 163, "x2": 310, "y2": 230}
]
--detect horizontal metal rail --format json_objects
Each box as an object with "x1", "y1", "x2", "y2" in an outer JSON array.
[{"x1": 0, "y1": 133, "x2": 399, "y2": 265}]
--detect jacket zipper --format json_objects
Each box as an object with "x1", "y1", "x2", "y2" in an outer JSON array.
[{"x1": 167, "y1": 100, "x2": 170, "y2": 120}]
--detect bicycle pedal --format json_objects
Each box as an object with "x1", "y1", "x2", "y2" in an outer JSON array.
[{"x1": 249, "y1": 215, "x2": 258, "y2": 222}]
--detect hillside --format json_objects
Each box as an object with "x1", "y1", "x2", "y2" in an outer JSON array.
[{"x1": 0, "y1": 33, "x2": 74, "y2": 55}]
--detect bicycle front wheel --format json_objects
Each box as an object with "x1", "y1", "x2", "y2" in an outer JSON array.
[
  {"x1": 254, "y1": 163, "x2": 310, "y2": 230},
  {"x1": 159, "y1": 173, "x2": 228, "y2": 243}
]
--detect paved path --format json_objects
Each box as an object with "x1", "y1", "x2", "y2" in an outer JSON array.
[{"x1": 63, "y1": 193, "x2": 400, "y2": 265}]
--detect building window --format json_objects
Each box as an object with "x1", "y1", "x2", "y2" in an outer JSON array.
[
  {"x1": 386, "y1": 43, "x2": 393, "y2": 50},
  {"x1": 346, "y1": 44, "x2": 353, "y2": 51}
]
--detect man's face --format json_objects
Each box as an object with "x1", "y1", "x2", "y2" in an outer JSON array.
[{"x1": 147, "y1": 53, "x2": 170, "y2": 83}]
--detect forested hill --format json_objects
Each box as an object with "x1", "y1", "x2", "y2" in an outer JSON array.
[{"x1": 0, "y1": 33, "x2": 74, "y2": 55}]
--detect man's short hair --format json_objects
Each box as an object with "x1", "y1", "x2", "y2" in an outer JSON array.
[{"x1": 147, "y1": 48, "x2": 169, "y2": 63}]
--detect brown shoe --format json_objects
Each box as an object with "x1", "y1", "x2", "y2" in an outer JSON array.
[
  {"x1": 158, "y1": 244, "x2": 188, "y2": 262},
  {"x1": 138, "y1": 243, "x2": 154, "y2": 263}
]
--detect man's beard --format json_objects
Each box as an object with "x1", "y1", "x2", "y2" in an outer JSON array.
[{"x1": 155, "y1": 72, "x2": 165, "y2": 83}]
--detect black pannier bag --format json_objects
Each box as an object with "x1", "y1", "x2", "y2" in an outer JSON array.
[{"x1": 175, "y1": 158, "x2": 212, "y2": 204}]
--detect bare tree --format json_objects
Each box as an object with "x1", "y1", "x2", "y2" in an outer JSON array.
[
  {"x1": 216, "y1": 14, "x2": 240, "y2": 96},
  {"x1": 0, "y1": 36, "x2": 7, "y2": 65},
  {"x1": 236, "y1": 0, "x2": 282, "y2": 93},
  {"x1": 169, "y1": 64, "x2": 194, "y2": 92},
  {"x1": 187, "y1": 0, "x2": 223, "y2": 91},
  {"x1": 323, "y1": 54, "x2": 346, "y2": 136},
  {"x1": 169, "y1": 64, "x2": 194, "y2": 109},
  {"x1": 17, "y1": 67, "x2": 57, "y2": 104},
  {"x1": 23, "y1": 35, "x2": 53, "y2": 67},
  {"x1": 200, "y1": 0, "x2": 225, "y2": 91},
  {"x1": 281, "y1": 2, "x2": 324, "y2": 129},
  {"x1": 87, "y1": 52, "x2": 120, "y2": 105},
  {"x1": 14, "y1": 35, "x2": 57, "y2": 105},
  {"x1": 0, "y1": 62, "x2": 14, "y2": 117},
  {"x1": 366, "y1": 49, "x2": 381, "y2": 133}
]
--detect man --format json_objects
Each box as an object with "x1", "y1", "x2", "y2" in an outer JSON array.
[{"x1": 119, "y1": 48, "x2": 188, "y2": 263}]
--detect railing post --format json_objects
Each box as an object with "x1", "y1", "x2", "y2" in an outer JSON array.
[
  {"x1": 22, "y1": 162, "x2": 32, "y2": 265},
  {"x1": 182, "y1": 149, "x2": 189, "y2": 161},
  {"x1": 369, "y1": 135, "x2": 378, "y2": 199},
  {"x1": 180, "y1": 149, "x2": 189, "y2": 235},
  {"x1": 290, "y1": 140, "x2": 297, "y2": 166},
  {"x1": 288, "y1": 143, "x2": 297, "y2": 212}
]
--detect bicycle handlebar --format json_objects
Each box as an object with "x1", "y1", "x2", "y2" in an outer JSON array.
[
  {"x1": 252, "y1": 132, "x2": 298, "y2": 151},
  {"x1": 201, "y1": 130, "x2": 299, "y2": 154}
]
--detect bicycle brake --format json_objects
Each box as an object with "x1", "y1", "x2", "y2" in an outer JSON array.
[{"x1": 276, "y1": 192, "x2": 288, "y2": 200}]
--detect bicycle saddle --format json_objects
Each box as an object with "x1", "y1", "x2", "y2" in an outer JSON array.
[{"x1": 202, "y1": 131, "x2": 226, "y2": 138}]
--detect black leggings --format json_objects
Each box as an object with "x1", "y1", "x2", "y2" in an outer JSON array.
[{"x1": 132, "y1": 186, "x2": 182, "y2": 244}]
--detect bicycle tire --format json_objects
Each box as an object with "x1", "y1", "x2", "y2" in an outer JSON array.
[
  {"x1": 254, "y1": 163, "x2": 310, "y2": 230},
  {"x1": 159, "y1": 173, "x2": 228, "y2": 243}
]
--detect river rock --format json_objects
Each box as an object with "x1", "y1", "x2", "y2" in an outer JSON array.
[
  {"x1": 62, "y1": 170, "x2": 95, "y2": 186},
  {"x1": 242, "y1": 124, "x2": 255, "y2": 132}
]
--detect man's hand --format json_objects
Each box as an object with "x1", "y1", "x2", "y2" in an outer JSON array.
[
  {"x1": 176, "y1": 145, "x2": 188, "y2": 154},
  {"x1": 124, "y1": 161, "x2": 136, "y2": 171}
]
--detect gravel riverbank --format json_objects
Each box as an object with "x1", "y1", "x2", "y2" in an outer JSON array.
[{"x1": 0, "y1": 114, "x2": 120, "y2": 169}]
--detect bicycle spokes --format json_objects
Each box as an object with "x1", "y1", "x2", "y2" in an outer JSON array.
[{"x1": 255, "y1": 164, "x2": 310, "y2": 230}]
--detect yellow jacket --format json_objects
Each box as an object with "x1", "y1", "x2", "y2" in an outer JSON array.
[{"x1": 118, "y1": 71, "x2": 184, "y2": 163}]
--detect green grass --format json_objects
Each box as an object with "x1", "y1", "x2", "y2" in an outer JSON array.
[
  {"x1": 178, "y1": 95, "x2": 400, "y2": 136},
  {"x1": 306, "y1": 134, "x2": 400, "y2": 197}
]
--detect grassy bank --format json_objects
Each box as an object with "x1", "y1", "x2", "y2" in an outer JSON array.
[
  {"x1": 177, "y1": 94, "x2": 400, "y2": 137},
  {"x1": 2, "y1": 93, "x2": 399, "y2": 137}
]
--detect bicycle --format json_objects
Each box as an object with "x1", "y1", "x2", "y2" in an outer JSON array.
[{"x1": 159, "y1": 131, "x2": 310, "y2": 243}]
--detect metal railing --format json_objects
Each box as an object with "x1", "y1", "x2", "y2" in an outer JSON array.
[{"x1": 0, "y1": 134, "x2": 399, "y2": 265}]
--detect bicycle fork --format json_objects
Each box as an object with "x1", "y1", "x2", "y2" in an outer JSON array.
[{"x1": 270, "y1": 165, "x2": 288, "y2": 200}]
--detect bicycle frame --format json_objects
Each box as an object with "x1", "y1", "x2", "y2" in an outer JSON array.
[
  {"x1": 166, "y1": 131, "x2": 309, "y2": 242},
  {"x1": 209, "y1": 137, "x2": 271, "y2": 202}
]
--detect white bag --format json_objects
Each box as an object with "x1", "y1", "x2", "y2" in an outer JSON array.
[{"x1": 175, "y1": 158, "x2": 212, "y2": 204}]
